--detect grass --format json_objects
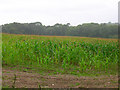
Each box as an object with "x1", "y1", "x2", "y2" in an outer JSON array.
[
  {"x1": 69, "y1": 83, "x2": 80, "y2": 87},
  {"x1": 2, "y1": 33, "x2": 118, "y2": 76}
]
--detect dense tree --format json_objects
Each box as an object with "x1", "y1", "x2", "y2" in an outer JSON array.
[{"x1": 2, "y1": 22, "x2": 118, "y2": 38}]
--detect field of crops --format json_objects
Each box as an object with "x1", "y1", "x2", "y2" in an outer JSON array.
[{"x1": 2, "y1": 34, "x2": 118, "y2": 75}]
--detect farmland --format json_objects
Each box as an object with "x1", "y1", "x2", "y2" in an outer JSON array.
[
  {"x1": 2, "y1": 33, "x2": 119, "y2": 88},
  {"x1": 2, "y1": 33, "x2": 118, "y2": 74}
]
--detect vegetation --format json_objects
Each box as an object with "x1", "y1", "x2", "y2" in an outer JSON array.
[
  {"x1": 2, "y1": 22, "x2": 118, "y2": 38},
  {"x1": 2, "y1": 34, "x2": 118, "y2": 75}
]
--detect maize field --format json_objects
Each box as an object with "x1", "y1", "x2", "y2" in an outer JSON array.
[{"x1": 2, "y1": 34, "x2": 119, "y2": 74}]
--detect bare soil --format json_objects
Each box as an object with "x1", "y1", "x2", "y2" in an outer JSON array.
[{"x1": 2, "y1": 68, "x2": 118, "y2": 88}]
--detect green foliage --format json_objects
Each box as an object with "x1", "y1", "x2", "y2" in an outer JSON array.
[
  {"x1": 2, "y1": 22, "x2": 118, "y2": 38},
  {"x1": 2, "y1": 34, "x2": 118, "y2": 74}
]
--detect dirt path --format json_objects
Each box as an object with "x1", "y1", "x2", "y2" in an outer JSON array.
[{"x1": 2, "y1": 68, "x2": 118, "y2": 88}]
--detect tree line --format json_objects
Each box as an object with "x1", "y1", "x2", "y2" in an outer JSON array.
[{"x1": 2, "y1": 22, "x2": 118, "y2": 38}]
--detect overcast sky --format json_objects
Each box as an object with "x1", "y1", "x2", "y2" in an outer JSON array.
[{"x1": 0, "y1": 0, "x2": 119, "y2": 26}]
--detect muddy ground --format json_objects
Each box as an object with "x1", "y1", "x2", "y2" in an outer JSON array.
[{"x1": 2, "y1": 68, "x2": 118, "y2": 88}]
